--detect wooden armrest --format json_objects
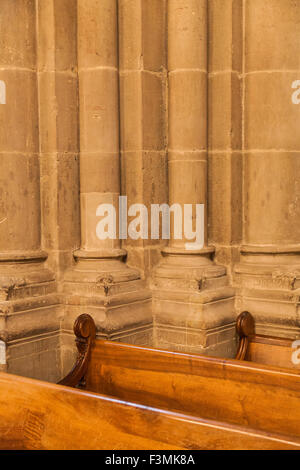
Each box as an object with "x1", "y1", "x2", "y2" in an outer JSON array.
[
  {"x1": 58, "y1": 314, "x2": 96, "y2": 388},
  {"x1": 235, "y1": 311, "x2": 255, "y2": 360}
]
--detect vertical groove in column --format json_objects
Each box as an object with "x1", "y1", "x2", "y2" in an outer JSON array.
[
  {"x1": 207, "y1": 0, "x2": 243, "y2": 276},
  {"x1": 118, "y1": 0, "x2": 168, "y2": 278},
  {"x1": 241, "y1": 0, "x2": 246, "y2": 245}
]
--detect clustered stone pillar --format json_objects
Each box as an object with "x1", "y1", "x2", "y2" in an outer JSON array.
[
  {"x1": 64, "y1": 0, "x2": 151, "y2": 357},
  {"x1": 153, "y1": 0, "x2": 235, "y2": 356},
  {"x1": 1, "y1": 0, "x2": 300, "y2": 379},
  {"x1": 235, "y1": 0, "x2": 300, "y2": 337},
  {"x1": 0, "y1": 0, "x2": 58, "y2": 379}
]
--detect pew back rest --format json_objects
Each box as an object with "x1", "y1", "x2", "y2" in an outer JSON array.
[
  {"x1": 60, "y1": 314, "x2": 300, "y2": 441},
  {"x1": 236, "y1": 311, "x2": 300, "y2": 369},
  {"x1": 1, "y1": 372, "x2": 299, "y2": 450}
]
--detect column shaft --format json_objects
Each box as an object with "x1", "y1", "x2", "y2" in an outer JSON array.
[
  {"x1": 235, "y1": 0, "x2": 300, "y2": 337},
  {"x1": 0, "y1": 0, "x2": 58, "y2": 380},
  {"x1": 168, "y1": 0, "x2": 208, "y2": 250},
  {"x1": 0, "y1": 0, "x2": 42, "y2": 259},
  {"x1": 77, "y1": 0, "x2": 121, "y2": 254}
]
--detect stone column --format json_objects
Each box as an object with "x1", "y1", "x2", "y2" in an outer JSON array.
[
  {"x1": 64, "y1": 0, "x2": 151, "y2": 355},
  {"x1": 153, "y1": 0, "x2": 235, "y2": 356},
  {"x1": 0, "y1": 0, "x2": 58, "y2": 379},
  {"x1": 76, "y1": 0, "x2": 121, "y2": 258},
  {"x1": 235, "y1": 0, "x2": 300, "y2": 337}
]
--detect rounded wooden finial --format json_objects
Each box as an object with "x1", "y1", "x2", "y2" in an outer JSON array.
[
  {"x1": 73, "y1": 314, "x2": 96, "y2": 340},
  {"x1": 236, "y1": 311, "x2": 255, "y2": 338}
]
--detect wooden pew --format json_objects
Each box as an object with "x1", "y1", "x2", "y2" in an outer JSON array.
[
  {"x1": 60, "y1": 314, "x2": 300, "y2": 447},
  {"x1": 236, "y1": 310, "x2": 300, "y2": 369},
  {"x1": 1, "y1": 371, "x2": 297, "y2": 450}
]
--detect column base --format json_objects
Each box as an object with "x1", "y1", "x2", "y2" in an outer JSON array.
[
  {"x1": 62, "y1": 250, "x2": 152, "y2": 373},
  {"x1": 152, "y1": 248, "x2": 236, "y2": 357},
  {"x1": 0, "y1": 255, "x2": 60, "y2": 381},
  {"x1": 234, "y1": 245, "x2": 300, "y2": 338}
]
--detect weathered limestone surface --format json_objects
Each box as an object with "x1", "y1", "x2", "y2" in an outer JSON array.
[
  {"x1": 234, "y1": 0, "x2": 300, "y2": 338},
  {"x1": 37, "y1": 0, "x2": 80, "y2": 376},
  {"x1": 38, "y1": 0, "x2": 80, "y2": 281},
  {"x1": 119, "y1": 0, "x2": 168, "y2": 280},
  {"x1": 0, "y1": 0, "x2": 299, "y2": 380},
  {"x1": 63, "y1": 0, "x2": 152, "y2": 373},
  {"x1": 0, "y1": 0, "x2": 59, "y2": 380},
  {"x1": 208, "y1": 0, "x2": 243, "y2": 278},
  {"x1": 152, "y1": 0, "x2": 236, "y2": 357}
]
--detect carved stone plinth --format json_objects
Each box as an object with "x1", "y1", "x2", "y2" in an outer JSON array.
[
  {"x1": 62, "y1": 251, "x2": 152, "y2": 375},
  {"x1": 235, "y1": 247, "x2": 300, "y2": 338},
  {"x1": 0, "y1": 255, "x2": 59, "y2": 381},
  {"x1": 153, "y1": 249, "x2": 236, "y2": 356}
]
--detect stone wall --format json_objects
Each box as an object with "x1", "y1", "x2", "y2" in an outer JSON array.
[{"x1": 0, "y1": 0, "x2": 299, "y2": 381}]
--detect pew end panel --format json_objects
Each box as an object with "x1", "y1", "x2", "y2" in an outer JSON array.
[
  {"x1": 58, "y1": 314, "x2": 96, "y2": 388},
  {"x1": 236, "y1": 311, "x2": 300, "y2": 369},
  {"x1": 59, "y1": 314, "x2": 300, "y2": 443},
  {"x1": 2, "y1": 371, "x2": 298, "y2": 450}
]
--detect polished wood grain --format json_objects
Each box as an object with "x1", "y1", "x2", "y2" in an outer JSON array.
[
  {"x1": 57, "y1": 313, "x2": 300, "y2": 445},
  {"x1": 1, "y1": 311, "x2": 300, "y2": 450},
  {"x1": 84, "y1": 339, "x2": 300, "y2": 441},
  {"x1": 245, "y1": 335, "x2": 299, "y2": 368},
  {"x1": 1, "y1": 372, "x2": 297, "y2": 450}
]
